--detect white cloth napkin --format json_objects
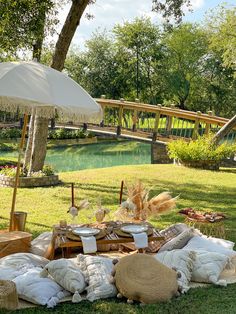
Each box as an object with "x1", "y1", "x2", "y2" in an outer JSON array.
[
  {"x1": 80, "y1": 236, "x2": 97, "y2": 253},
  {"x1": 131, "y1": 232, "x2": 148, "y2": 249}
]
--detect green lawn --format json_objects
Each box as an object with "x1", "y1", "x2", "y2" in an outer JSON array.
[{"x1": 0, "y1": 164, "x2": 236, "y2": 313}]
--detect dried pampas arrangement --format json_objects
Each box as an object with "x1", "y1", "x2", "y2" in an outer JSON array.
[{"x1": 115, "y1": 181, "x2": 178, "y2": 222}]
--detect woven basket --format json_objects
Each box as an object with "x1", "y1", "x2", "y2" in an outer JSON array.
[{"x1": 0, "y1": 280, "x2": 18, "y2": 310}]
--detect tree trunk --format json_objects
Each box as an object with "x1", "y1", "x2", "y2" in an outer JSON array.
[
  {"x1": 24, "y1": 6, "x2": 46, "y2": 171},
  {"x1": 28, "y1": 0, "x2": 90, "y2": 172},
  {"x1": 51, "y1": 0, "x2": 90, "y2": 71},
  {"x1": 28, "y1": 116, "x2": 49, "y2": 173},
  {"x1": 212, "y1": 115, "x2": 236, "y2": 145}
]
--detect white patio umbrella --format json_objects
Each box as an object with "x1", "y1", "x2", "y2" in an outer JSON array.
[{"x1": 0, "y1": 61, "x2": 103, "y2": 231}]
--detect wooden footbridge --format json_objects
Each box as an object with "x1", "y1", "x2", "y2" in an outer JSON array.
[{"x1": 68, "y1": 98, "x2": 236, "y2": 144}]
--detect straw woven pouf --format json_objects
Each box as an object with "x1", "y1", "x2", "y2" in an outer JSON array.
[
  {"x1": 113, "y1": 254, "x2": 178, "y2": 304},
  {"x1": 0, "y1": 280, "x2": 19, "y2": 310}
]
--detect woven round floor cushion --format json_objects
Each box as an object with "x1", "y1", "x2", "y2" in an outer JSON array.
[
  {"x1": 0, "y1": 280, "x2": 18, "y2": 310},
  {"x1": 113, "y1": 254, "x2": 178, "y2": 304}
]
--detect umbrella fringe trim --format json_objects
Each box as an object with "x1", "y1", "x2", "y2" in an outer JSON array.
[{"x1": 0, "y1": 100, "x2": 103, "y2": 123}]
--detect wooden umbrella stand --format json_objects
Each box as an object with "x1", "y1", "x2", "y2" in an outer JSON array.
[{"x1": 9, "y1": 114, "x2": 28, "y2": 231}]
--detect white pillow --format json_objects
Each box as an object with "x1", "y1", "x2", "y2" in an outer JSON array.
[
  {"x1": 202, "y1": 236, "x2": 234, "y2": 250},
  {"x1": 154, "y1": 249, "x2": 195, "y2": 293},
  {"x1": 41, "y1": 258, "x2": 86, "y2": 302},
  {"x1": 0, "y1": 265, "x2": 30, "y2": 281},
  {"x1": 13, "y1": 267, "x2": 70, "y2": 308},
  {"x1": 183, "y1": 236, "x2": 236, "y2": 258},
  {"x1": 158, "y1": 228, "x2": 196, "y2": 252},
  {"x1": 188, "y1": 250, "x2": 230, "y2": 286},
  {"x1": 30, "y1": 232, "x2": 53, "y2": 256},
  {"x1": 0, "y1": 253, "x2": 49, "y2": 268},
  {"x1": 77, "y1": 254, "x2": 117, "y2": 302}
]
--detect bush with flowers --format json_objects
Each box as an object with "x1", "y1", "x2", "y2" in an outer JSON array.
[{"x1": 0, "y1": 164, "x2": 55, "y2": 177}]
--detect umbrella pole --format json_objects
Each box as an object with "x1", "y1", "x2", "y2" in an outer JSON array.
[{"x1": 9, "y1": 114, "x2": 28, "y2": 231}]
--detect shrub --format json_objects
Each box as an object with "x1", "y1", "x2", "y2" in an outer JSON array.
[
  {"x1": 48, "y1": 128, "x2": 93, "y2": 140},
  {"x1": 167, "y1": 135, "x2": 236, "y2": 163},
  {"x1": 0, "y1": 164, "x2": 55, "y2": 177},
  {"x1": 0, "y1": 143, "x2": 15, "y2": 151},
  {"x1": 42, "y1": 164, "x2": 55, "y2": 176},
  {"x1": 0, "y1": 165, "x2": 24, "y2": 177},
  {"x1": 0, "y1": 128, "x2": 21, "y2": 139}
]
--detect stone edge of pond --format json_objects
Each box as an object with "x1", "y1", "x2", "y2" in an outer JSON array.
[{"x1": 0, "y1": 174, "x2": 60, "y2": 188}]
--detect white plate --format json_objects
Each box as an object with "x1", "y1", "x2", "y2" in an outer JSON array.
[
  {"x1": 121, "y1": 225, "x2": 148, "y2": 234},
  {"x1": 72, "y1": 227, "x2": 100, "y2": 237}
]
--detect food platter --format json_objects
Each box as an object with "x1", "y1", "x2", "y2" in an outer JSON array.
[
  {"x1": 72, "y1": 227, "x2": 100, "y2": 237},
  {"x1": 121, "y1": 224, "x2": 148, "y2": 234}
]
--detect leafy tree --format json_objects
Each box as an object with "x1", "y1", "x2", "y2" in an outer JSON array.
[
  {"x1": 81, "y1": 31, "x2": 119, "y2": 98},
  {"x1": 0, "y1": 0, "x2": 59, "y2": 59},
  {"x1": 113, "y1": 17, "x2": 162, "y2": 103},
  {"x1": 161, "y1": 23, "x2": 208, "y2": 110},
  {"x1": 207, "y1": 6, "x2": 236, "y2": 72},
  {"x1": 152, "y1": 0, "x2": 191, "y2": 23}
]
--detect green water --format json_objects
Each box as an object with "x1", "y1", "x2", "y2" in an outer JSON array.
[{"x1": 0, "y1": 141, "x2": 151, "y2": 172}]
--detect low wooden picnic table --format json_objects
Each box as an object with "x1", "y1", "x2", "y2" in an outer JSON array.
[{"x1": 45, "y1": 222, "x2": 164, "y2": 259}]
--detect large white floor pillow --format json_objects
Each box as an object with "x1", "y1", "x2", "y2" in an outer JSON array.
[
  {"x1": 0, "y1": 265, "x2": 30, "y2": 281},
  {"x1": 201, "y1": 236, "x2": 235, "y2": 250},
  {"x1": 30, "y1": 232, "x2": 52, "y2": 256},
  {"x1": 13, "y1": 267, "x2": 70, "y2": 307},
  {"x1": 0, "y1": 253, "x2": 49, "y2": 268},
  {"x1": 183, "y1": 236, "x2": 236, "y2": 257},
  {"x1": 41, "y1": 258, "x2": 86, "y2": 302},
  {"x1": 155, "y1": 249, "x2": 195, "y2": 293},
  {"x1": 189, "y1": 250, "x2": 230, "y2": 286},
  {"x1": 77, "y1": 254, "x2": 117, "y2": 302}
]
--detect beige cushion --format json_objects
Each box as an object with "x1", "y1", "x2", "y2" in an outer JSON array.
[
  {"x1": 13, "y1": 267, "x2": 69, "y2": 307},
  {"x1": 155, "y1": 249, "x2": 195, "y2": 293},
  {"x1": 159, "y1": 228, "x2": 195, "y2": 252},
  {"x1": 160, "y1": 223, "x2": 190, "y2": 239},
  {"x1": 114, "y1": 254, "x2": 178, "y2": 304},
  {"x1": 0, "y1": 253, "x2": 49, "y2": 268},
  {"x1": 41, "y1": 258, "x2": 86, "y2": 298},
  {"x1": 183, "y1": 236, "x2": 236, "y2": 257},
  {"x1": 189, "y1": 250, "x2": 230, "y2": 286},
  {"x1": 30, "y1": 232, "x2": 52, "y2": 257},
  {"x1": 77, "y1": 254, "x2": 117, "y2": 302}
]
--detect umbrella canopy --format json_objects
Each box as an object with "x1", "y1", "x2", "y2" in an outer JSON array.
[
  {"x1": 0, "y1": 61, "x2": 102, "y2": 122},
  {"x1": 0, "y1": 61, "x2": 102, "y2": 232}
]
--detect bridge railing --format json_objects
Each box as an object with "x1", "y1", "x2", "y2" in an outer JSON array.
[{"x1": 95, "y1": 98, "x2": 236, "y2": 142}]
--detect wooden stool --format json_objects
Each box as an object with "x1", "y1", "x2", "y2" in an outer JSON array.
[
  {"x1": 0, "y1": 231, "x2": 32, "y2": 257},
  {"x1": 0, "y1": 280, "x2": 19, "y2": 310}
]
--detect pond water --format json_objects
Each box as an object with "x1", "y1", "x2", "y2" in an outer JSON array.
[{"x1": 0, "y1": 141, "x2": 151, "y2": 172}]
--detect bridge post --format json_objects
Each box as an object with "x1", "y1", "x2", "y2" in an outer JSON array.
[
  {"x1": 152, "y1": 105, "x2": 161, "y2": 141},
  {"x1": 166, "y1": 116, "x2": 173, "y2": 137},
  {"x1": 192, "y1": 111, "x2": 202, "y2": 139},
  {"x1": 117, "y1": 99, "x2": 124, "y2": 136},
  {"x1": 205, "y1": 111, "x2": 213, "y2": 134}
]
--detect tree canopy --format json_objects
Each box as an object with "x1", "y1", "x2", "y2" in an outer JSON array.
[{"x1": 0, "y1": 0, "x2": 59, "y2": 58}]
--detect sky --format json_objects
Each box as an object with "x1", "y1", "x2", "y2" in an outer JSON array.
[{"x1": 55, "y1": 0, "x2": 234, "y2": 50}]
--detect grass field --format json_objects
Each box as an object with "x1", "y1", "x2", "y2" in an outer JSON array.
[{"x1": 0, "y1": 164, "x2": 236, "y2": 313}]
